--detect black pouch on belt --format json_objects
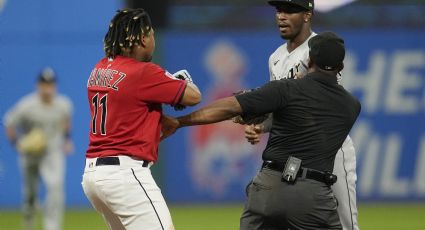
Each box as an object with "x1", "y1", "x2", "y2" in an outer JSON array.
[{"x1": 282, "y1": 156, "x2": 302, "y2": 183}]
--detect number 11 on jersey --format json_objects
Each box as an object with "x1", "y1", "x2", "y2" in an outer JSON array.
[{"x1": 91, "y1": 93, "x2": 108, "y2": 135}]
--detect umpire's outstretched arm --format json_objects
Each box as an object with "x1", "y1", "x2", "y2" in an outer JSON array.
[
  {"x1": 178, "y1": 96, "x2": 242, "y2": 127},
  {"x1": 160, "y1": 96, "x2": 241, "y2": 140},
  {"x1": 161, "y1": 81, "x2": 284, "y2": 139},
  {"x1": 177, "y1": 80, "x2": 285, "y2": 128}
]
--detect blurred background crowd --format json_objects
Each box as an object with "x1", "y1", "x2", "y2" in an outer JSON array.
[{"x1": 1, "y1": 0, "x2": 424, "y2": 229}]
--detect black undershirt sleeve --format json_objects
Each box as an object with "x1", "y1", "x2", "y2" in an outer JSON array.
[{"x1": 235, "y1": 80, "x2": 290, "y2": 117}]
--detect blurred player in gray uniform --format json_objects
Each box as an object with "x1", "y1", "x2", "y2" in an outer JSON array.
[
  {"x1": 3, "y1": 67, "x2": 73, "y2": 230},
  {"x1": 244, "y1": 1, "x2": 359, "y2": 229}
]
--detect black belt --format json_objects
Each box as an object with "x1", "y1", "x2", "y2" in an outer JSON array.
[
  {"x1": 96, "y1": 157, "x2": 151, "y2": 167},
  {"x1": 262, "y1": 161, "x2": 337, "y2": 186}
]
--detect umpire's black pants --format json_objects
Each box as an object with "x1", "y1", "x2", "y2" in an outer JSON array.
[{"x1": 240, "y1": 168, "x2": 342, "y2": 230}]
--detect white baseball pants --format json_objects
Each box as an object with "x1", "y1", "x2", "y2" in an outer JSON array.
[
  {"x1": 19, "y1": 148, "x2": 65, "y2": 230},
  {"x1": 333, "y1": 136, "x2": 359, "y2": 230},
  {"x1": 82, "y1": 156, "x2": 174, "y2": 230}
]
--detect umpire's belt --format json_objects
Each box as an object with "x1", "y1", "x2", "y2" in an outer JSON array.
[
  {"x1": 96, "y1": 156, "x2": 151, "y2": 168},
  {"x1": 262, "y1": 161, "x2": 337, "y2": 186}
]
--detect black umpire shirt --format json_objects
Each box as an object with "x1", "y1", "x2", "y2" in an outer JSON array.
[{"x1": 235, "y1": 71, "x2": 361, "y2": 172}]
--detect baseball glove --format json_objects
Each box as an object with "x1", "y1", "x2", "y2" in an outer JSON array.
[
  {"x1": 232, "y1": 88, "x2": 269, "y2": 125},
  {"x1": 17, "y1": 128, "x2": 47, "y2": 155}
]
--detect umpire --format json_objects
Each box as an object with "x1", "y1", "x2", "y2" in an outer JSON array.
[{"x1": 162, "y1": 31, "x2": 361, "y2": 229}]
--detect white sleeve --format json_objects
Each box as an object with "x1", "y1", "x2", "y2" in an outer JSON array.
[
  {"x1": 263, "y1": 55, "x2": 275, "y2": 132},
  {"x1": 65, "y1": 97, "x2": 73, "y2": 117},
  {"x1": 268, "y1": 54, "x2": 274, "y2": 81},
  {"x1": 59, "y1": 95, "x2": 73, "y2": 118},
  {"x1": 3, "y1": 98, "x2": 28, "y2": 128}
]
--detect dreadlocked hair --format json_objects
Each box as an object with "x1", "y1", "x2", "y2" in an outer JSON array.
[{"x1": 104, "y1": 8, "x2": 153, "y2": 59}]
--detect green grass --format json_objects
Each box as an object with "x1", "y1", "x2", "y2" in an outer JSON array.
[{"x1": 1, "y1": 204, "x2": 425, "y2": 230}]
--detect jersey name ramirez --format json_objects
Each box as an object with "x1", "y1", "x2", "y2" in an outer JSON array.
[{"x1": 87, "y1": 68, "x2": 126, "y2": 91}]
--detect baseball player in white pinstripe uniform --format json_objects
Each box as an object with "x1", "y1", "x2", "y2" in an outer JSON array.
[{"x1": 4, "y1": 68, "x2": 73, "y2": 230}]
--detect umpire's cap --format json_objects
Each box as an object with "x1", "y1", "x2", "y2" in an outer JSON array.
[
  {"x1": 308, "y1": 32, "x2": 345, "y2": 71},
  {"x1": 38, "y1": 67, "x2": 56, "y2": 83},
  {"x1": 268, "y1": 0, "x2": 314, "y2": 11}
]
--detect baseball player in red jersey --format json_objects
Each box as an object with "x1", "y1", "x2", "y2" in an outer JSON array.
[{"x1": 82, "y1": 9, "x2": 201, "y2": 230}]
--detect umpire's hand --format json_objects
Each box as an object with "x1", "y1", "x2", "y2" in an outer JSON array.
[
  {"x1": 245, "y1": 124, "x2": 263, "y2": 145},
  {"x1": 160, "y1": 115, "x2": 179, "y2": 141}
]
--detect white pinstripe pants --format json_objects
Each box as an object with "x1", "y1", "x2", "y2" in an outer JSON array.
[
  {"x1": 332, "y1": 136, "x2": 359, "y2": 230},
  {"x1": 19, "y1": 149, "x2": 65, "y2": 230}
]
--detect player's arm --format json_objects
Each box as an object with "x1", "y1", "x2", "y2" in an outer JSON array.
[
  {"x1": 63, "y1": 98, "x2": 74, "y2": 136},
  {"x1": 3, "y1": 101, "x2": 26, "y2": 146},
  {"x1": 63, "y1": 116, "x2": 71, "y2": 135},
  {"x1": 179, "y1": 82, "x2": 201, "y2": 106},
  {"x1": 62, "y1": 115, "x2": 74, "y2": 154},
  {"x1": 5, "y1": 125, "x2": 18, "y2": 145},
  {"x1": 139, "y1": 65, "x2": 201, "y2": 107},
  {"x1": 170, "y1": 69, "x2": 201, "y2": 109},
  {"x1": 63, "y1": 98, "x2": 74, "y2": 154}
]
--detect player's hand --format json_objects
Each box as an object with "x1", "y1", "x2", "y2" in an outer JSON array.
[
  {"x1": 160, "y1": 115, "x2": 179, "y2": 141},
  {"x1": 172, "y1": 69, "x2": 193, "y2": 83},
  {"x1": 245, "y1": 124, "x2": 263, "y2": 145},
  {"x1": 295, "y1": 60, "x2": 308, "y2": 79}
]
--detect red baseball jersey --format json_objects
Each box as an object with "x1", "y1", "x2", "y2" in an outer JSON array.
[{"x1": 85, "y1": 56, "x2": 187, "y2": 162}]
